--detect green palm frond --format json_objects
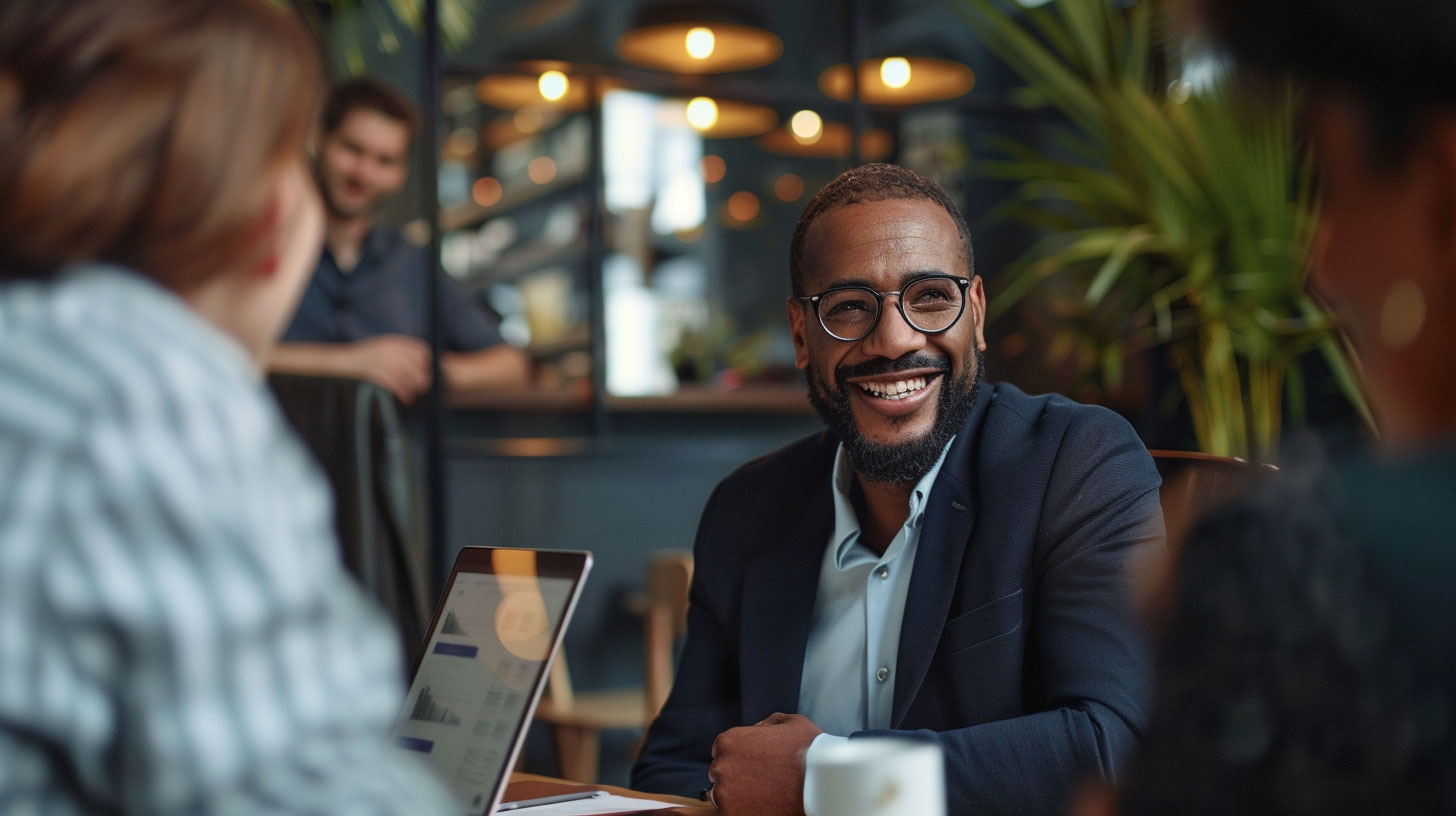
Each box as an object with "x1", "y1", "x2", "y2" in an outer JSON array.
[
  {"x1": 957, "y1": 0, "x2": 1367, "y2": 458},
  {"x1": 274, "y1": 0, "x2": 482, "y2": 71}
]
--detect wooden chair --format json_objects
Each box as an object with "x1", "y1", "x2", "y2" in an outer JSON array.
[
  {"x1": 1149, "y1": 450, "x2": 1274, "y2": 546},
  {"x1": 1143, "y1": 450, "x2": 1276, "y2": 618},
  {"x1": 534, "y1": 549, "x2": 694, "y2": 783}
]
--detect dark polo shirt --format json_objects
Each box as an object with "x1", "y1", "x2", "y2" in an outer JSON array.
[{"x1": 283, "y1": 227, "x2": 502, "y2": 351}]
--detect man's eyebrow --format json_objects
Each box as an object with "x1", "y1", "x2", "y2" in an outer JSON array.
[
  {"x1": 814, "y1": 269, "x2": 953, "y2": 291},
  {"x1": 900, "y1": 268, "x2": 950, "y2": 282},
  {"x1": 817, "y1": 277, "x2": 874, "y2": 290}
]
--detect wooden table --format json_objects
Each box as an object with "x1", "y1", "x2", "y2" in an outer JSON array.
[{"x1": 505, "y1": 773, "x2": 715, "y2": 815}]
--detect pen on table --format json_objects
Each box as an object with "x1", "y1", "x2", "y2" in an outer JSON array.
[{"x1": 497, "y1": 790, "x2": 608, "y2": 811}]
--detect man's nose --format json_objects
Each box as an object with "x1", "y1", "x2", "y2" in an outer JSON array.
[{"x1": 857, "y1": 296, "x2": 926, "y2": 359}]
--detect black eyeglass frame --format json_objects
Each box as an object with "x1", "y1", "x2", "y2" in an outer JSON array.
[{"x1": 794, "y1": 274, "x2": 973, "y2": 342}]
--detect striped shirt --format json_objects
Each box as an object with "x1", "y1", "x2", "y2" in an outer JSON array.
[{"x1": 0, "y1": 266, "x2": 457, "y2": 814}]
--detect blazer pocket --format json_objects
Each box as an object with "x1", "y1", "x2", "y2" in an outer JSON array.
[{"x1": 939, "y1": 589, "x2": 1024, "y2": 657}]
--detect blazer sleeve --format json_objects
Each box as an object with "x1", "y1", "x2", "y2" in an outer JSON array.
[
  {"x1": 630, "y1": 483, "x2": 741, "y2": 798},
  {"x1": 858, "y1": 407, "x2": 1163, "y2": 815}
]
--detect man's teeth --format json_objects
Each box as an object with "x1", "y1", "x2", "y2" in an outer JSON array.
[{"x1": 857, "y1": 376, "x2": 929, "y2": 400}]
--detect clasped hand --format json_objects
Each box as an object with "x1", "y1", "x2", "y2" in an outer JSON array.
[{"x1": 707, "y1": 713, "x2": 823, "y2": 816}]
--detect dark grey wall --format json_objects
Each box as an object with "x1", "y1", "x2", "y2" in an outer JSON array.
[{"x1": 443, "y1": 410, "x2": 822, "y2": 783}]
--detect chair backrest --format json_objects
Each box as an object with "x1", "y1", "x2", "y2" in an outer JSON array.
[
  {"x1": 268, "y1": 373, "x2": 431, "y2": 665},
  {"x1": 542, "y1": 548, "x2": 694, "y2": 720},
  {"x1": 1140, "y1": 450, "x2": 1272, "y2": 621},
  {"x1": 643, "y1": 549, "x2": 693, "y2": 720},
  {"x1": 1149, "y1": 450, "x2": 1274, "y2": 547}
]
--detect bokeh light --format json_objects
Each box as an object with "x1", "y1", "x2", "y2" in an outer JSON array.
[
  {"x1": 727, "y1": 191, "x2": 760, "y2": 222},
  {"x1": 790, "y1": 110, "x2": 823, "y2": 145},
  {"x1": 537, "y1": 70, "x2": 569, "y2": 102},
  {"x1": 685, "y1": 27, "x2": 716, "y2": 60},
  {"x1": 701, "y1": 154, "x2": 727, "y2": 184},
  {"x1": 880, "y1": 57, "x2": 912, "y2": 89},
  {"x1": 527, "y1": 156, "x2": 557, "y2": 184},
  {"x1": 774, "y1": 173, "x2": 805, "y2": 202},
  {"x1": 686, "y1": 97, "x2": 719, "y2": 131},
  {"x1": 472, "y1": 177, "x2": 502, "y2": 207}
]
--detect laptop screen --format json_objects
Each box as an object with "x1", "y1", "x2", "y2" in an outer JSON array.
[{"x1": 393, "y1": 547, "x2": 591, "y2": 815}]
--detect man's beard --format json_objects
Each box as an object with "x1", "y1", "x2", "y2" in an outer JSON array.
[
  {"x1": 314, "y1": 164, "x2": 373, "y2": 221},
  {"x1": 806, "y1": 348, "x2": 985, "y2": 486}
]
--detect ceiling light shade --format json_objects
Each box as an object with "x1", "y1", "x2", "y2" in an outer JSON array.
[
  {"x1": 818, "y1": 56, "x2": 975, "y2": 105},
  {"x1": 759, "y1": 121, "x2": 893, "y2": 159},
  {"x1": 618, "y1": 3, "x2": 782, "y2": 74},
  {"x1": 474, "y1": 61, "x2": 614, "y2": 110},
  {"x1": 681, "y1": 98, "x2": 777, "y2": 138}
]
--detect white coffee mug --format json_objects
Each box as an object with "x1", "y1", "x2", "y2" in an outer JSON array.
[{"x1": 803, "y1": 737, "x2": 946, "y2": 816}]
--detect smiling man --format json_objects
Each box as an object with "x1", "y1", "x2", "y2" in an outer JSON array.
[
  {"x1": 269, "y1": 77, "x2": 528, "y2": 403},
  {"x1": 631, "y1": 164, "x2": 1164, "y2": 816}
]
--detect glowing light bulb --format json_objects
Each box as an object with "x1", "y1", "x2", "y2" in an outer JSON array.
[
  {"x1": 686, "y1": 97, "x2": 719, "y2": 131},
  {"x1": 880, "y1": 57, "x2": 911, "y2": 89},
  {"x1": 790, "y1": 109, "x2": 822, "y2": 144},
  {"x1": 537, "y1": 70, "x2": 568, "y2": 102},
  {"x1": 685, "y1": 26, "x2": 716, "y2": 60}
]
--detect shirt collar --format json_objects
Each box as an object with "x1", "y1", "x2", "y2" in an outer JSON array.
[
  {"x1": 828, "y1": 437, "x2": 956, "y2": 570},
  {"x1": 323, "y1": 225, "x2": 390, "y2": 276}
]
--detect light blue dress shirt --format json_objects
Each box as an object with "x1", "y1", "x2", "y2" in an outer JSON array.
[{"x1": 799, "y1": 439, "x2": 954, "y2": 754}]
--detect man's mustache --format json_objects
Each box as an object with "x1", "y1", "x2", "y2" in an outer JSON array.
[{"x1": 834, "y1": 353, "x2": 951, "y2": 385}]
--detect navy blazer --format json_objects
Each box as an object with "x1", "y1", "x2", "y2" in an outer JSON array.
[{"x1": 631, "y1": 382, "x2": 1164, "y2": 815}]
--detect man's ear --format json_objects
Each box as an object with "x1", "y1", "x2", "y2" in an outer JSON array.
[
  {"x1": 968, "y1": 275, "x2": 988, "y2": 353},
  {"x1": 787, "y1": 297, "x2": 810, "y2": 370}
]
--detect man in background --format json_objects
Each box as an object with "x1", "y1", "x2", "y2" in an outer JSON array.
[{"x1": 270, "y1": 77, "x2": 529, "y2": 403}]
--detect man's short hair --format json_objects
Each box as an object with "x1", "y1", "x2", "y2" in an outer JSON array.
[
  {"x1": 1202, "y1": 0, "x2": 1456, "y2": 161},
  {"x1": 321, "y1": 76, "x2": 418, "y2": 142},
  {"x1": 789, "y1": 163, "x2": 974, "y2": 296}
]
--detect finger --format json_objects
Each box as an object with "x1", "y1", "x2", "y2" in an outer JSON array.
[
  {"x1": 756, "y1": 712, "x2": 791, "y2": 726},
  {"x1": 382, "y1": 377, "x2": 414, "y2": 405},
  {"x1": 404, "y1": 361, "x2": 432, "y2": 393},
  {"x1": 387, "y1": 357, "x2": 430, "y2": 394}
]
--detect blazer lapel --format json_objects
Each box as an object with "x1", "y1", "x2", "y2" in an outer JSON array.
[
  {"x1": 740, "y1": 475, "x2": 833, "y2": 721},
  {"x1": 890, "y1": 385, "x2": 995, "y2": 727}
]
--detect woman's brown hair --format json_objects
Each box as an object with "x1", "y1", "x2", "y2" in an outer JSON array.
[{"x1": 0, "y1": 0, "x2": 323, "y2": 288}]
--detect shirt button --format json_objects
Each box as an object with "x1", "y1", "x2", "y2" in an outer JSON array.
[
  {"x1": 876, "y1": 566, "x2": 890, "y2": 580},
  {"x1": 876, "y1": 666, "x2": 890, "y2": 683}
]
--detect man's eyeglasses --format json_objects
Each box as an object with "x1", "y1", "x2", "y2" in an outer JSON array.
[{"x1": 795, "y1": 274, "x2": 972, "y2": 342}]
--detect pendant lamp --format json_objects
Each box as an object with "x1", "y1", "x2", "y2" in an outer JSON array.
[{"x1": 618, "y1": 3, "x2": 781, "y2": 74}]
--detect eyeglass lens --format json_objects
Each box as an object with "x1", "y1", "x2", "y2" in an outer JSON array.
[{"x1": 818, "y1": 277, "x2": 964, "y2": 340}]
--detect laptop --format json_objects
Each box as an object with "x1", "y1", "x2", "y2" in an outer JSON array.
[{"x1": 393, "y1": 546, "x2": 593, "y2": 815}]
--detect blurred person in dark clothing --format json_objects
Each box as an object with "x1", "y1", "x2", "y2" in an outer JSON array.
[
  {"x1": 269, "y1": 77, "x2": 529, "y2": 404},
  {"x1": 1084, "y1": 0, "x2": 1456, "y2": 812},
  {"x1": 0, "y1": 2, "x2": 455, "y2": 812},
  {"x1": 1113, "y1": 447, "x2": 1446, "y2": 815}
]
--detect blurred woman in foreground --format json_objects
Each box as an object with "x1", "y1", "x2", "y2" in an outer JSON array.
[{"x1": 0, "y1": 1, "x2": 453, "y2": 811}]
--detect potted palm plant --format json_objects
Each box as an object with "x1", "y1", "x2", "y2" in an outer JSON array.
[{"x1": 958, "y1": 0, "x2": 1367, "y2": 459}]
